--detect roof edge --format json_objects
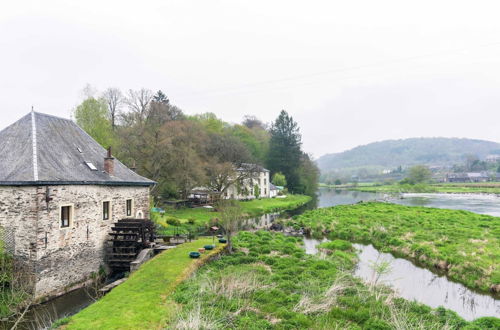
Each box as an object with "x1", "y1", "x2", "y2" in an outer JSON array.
[{"x1": 0, "y1": 180, "x2": 156, "y2": 187}]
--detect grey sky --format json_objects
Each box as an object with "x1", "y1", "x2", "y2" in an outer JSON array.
[{"x1": 1, "y1": 1, "x2": 500, "y2": 158}]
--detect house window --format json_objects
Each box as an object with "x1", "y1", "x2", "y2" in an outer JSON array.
[
  {"x1": 60, "y1": 205, "x2": 72, "y2": 228},
  {"x1": 103, "y1": 201, "x2": 110, "y2": 220},
  {"x1": 264, "y1": 178, "x2": 267, "y2": 185},
  {"x1": 126, "y1": 199, "x2": 133, "y2": 217},
  {"x1": 264, "y1": 188, "x2": 267, "y2": 195}
]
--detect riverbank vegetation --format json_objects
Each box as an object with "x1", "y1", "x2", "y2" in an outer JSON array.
[
  {"x1": 345, "y1": 182, "x2": 500, "y2": 194},
  {"x1": 66, "y1": 238, "x2": 225, "y2": 329},
  {"x1": 153, "y1": 195, "x2": 311, "y2": 236},
  {"x1": 74, "y1": 88, "x2": 318, "y2": 199},
  {"x1": 291, "y1": 202, "x2": 500, "y2": 293},
  {"x1": 0, "y1": 235, "x2": 30, "y2": 322},
  {"x1": 168, "y1": 231, "x2": 496, "y2": 329}
]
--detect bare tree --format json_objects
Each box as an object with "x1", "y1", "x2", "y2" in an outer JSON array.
[
  {"x1": 242, "y1": 115, "x2": 267, "y2": 130},
  {"x1": 205, "y1": 162, "x2": 261, "y2": 197},
  {"x1": 124, "y1": 88, "x2": 153, "y2": 123},
  {"x1": 102, "y1": 88, "x2": 123, "y2": 129},
  {"x1": 217, "y1": 199, "x2": 243, "y2": 253}
]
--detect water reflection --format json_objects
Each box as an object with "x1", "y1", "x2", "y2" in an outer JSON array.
[
  {"x1": 303, "y1": 237, "x2": 500, "y2": 321},
  {"x1": 399, "y1": 193, "x2": 500, "y2": 217}
]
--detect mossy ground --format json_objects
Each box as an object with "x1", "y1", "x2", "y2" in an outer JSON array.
[
  {"x1": 169, "y1": 231, "x2": 498, "y2": 329},
  {"x1": 291, "y1": 202, "x2": 500, "y2": 292},
  {"x1": 346, "y1": 182, "x2": 500, "y2": 194}
]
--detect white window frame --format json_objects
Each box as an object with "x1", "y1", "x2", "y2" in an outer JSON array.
[
  {"x1": 102, "y1": 200, "x2": 112, "y2": 220},
  {"x1": 59, "y1": 204, "x2": 74, "y2": 229},
  {"x1": 126, "y1": 198, "x2": 134, "y2": 217}
]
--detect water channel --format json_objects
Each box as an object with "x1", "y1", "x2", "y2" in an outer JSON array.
[{"x1": 14, "y1": 188, "x2": 500, "y2": 328}]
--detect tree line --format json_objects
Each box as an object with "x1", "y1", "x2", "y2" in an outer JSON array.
[{"x1": 74, "y1": 87, "x2": 319, "y2": 200}]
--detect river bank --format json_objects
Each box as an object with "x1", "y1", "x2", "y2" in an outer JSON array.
[
  {"x1": 329, "y1": 182, "x2": 500, "y2": 195},
  {"x1": 290, "y1": 202, "x2": 500, "y2": 293},
  {"x1": 66, "y1": 238, "x2": 226, "y2": 329},
  {"x1": 153, "y1": 195, "x2": 312, "y2": 235},
  {"x1": 167, "y1": 231, "x2": 498, "y2": 329}
]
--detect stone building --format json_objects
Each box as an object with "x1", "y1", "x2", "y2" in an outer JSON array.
[{"x1": 0, "y1": 111, "x2": 155, "y2": 299}]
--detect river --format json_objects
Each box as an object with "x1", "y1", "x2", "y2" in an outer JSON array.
[{"x1": 318, "y1": 187, "x2": 500, "y2": 216}]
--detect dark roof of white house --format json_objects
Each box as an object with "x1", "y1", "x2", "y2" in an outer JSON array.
[
  {"x1": 236, "y1": 163, "x2": 269, "y2": 173},
  {"x1": 0, "y1": 111, "x2": 155, "y2": 186}
]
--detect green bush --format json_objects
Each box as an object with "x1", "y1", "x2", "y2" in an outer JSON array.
[{"x1": 165, "y1": 216, "x2": 181, "y2": 226}]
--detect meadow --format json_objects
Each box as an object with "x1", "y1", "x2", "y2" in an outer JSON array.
[
  {"x1": 347, "y1": 182, "x2": 500, "y2": 194},
  {"x1": 169, "y1": 231, "x2": 498, "y2": 329},
  {"x1": 153, "y1": 195, "x2": 311, "y2": 236},
  {"x1": 291, "y1": 202, "x2": 500, "y2": 293},
  {"x1": 66, "y1": 238, "x2": 225, "y2": 329}
]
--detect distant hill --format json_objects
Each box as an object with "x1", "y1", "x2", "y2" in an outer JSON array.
[{"x1": 317, "y1": 137, "x2": 500, "y2": 174}]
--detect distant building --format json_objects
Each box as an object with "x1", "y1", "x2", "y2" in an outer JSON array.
[
  {"x1": 485, "y1": 154, "x2": 500, "y2": 163},
  {"x1": 270, "y1": 183, "x2": 278, "y2": 198},
  {"x1": 0, "y1": 112, "x2": 155, "y2": 299},
  {"x1": 189, "y1": 163, "x2": 271, "y2": 202},
  {"x1": 445, "y1": 172, "x2": 489, "y2": 183},
  {"x1": 224, "y1": 163, "x2": 270, "y2": 200}
]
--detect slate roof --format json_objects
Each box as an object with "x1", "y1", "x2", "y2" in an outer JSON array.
[
  {"x1": 0, "y1": 111, "x2": 155, "y2": 186},
  {"x1": 236, "y1": 163, "x2": 269, "y2": 173}
]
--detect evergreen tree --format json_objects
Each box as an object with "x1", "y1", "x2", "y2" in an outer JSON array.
[{"x1": 268, "y1": 110, "x2": 302, "y2": 193}]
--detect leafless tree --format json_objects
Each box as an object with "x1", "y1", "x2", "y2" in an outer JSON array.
[
  {"x1": 205, "y1": 162, "x2": 261, "y2": 196},
  {"x1": 124, "y1": 88, "x2": 153, "y2": 123},
  {"x1": 242, "y1": 115, "x2": 267, "y2": 130},
  {"x1": 102, "y1": 88, "x2": 123, "y2": 129}
]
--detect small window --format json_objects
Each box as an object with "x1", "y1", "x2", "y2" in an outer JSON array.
[
  {"x1": 264, "y1": 178, "x2": 267, "y2": 185},
  {"x1": 103, "y1": 201, "x2": 110, "y2": 220},
  {"x1": 126, "y1": 199, "x2": 133, "y2": 217},
  {"x1": 61, "y1": 206, "x2": 72, "y2": 228},
  {"x1": 85, "y1": 162, "x2": 97, "y2": 171}
]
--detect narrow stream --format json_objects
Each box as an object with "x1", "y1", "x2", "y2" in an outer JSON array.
[{"x1": 303, "y1": 238, "x2": 500, "y2": 321}]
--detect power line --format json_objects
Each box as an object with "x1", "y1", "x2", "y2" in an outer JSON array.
[{"x1": 174, "y1": 40, "x2": 500, "y2": 100}]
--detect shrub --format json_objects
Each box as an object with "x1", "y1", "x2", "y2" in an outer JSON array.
[{"x1": 165, "y1": 216, "x2": 181, "y2": 226}]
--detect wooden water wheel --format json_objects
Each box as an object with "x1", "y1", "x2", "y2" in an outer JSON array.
[{"x1": 106, "y1": 219, "x2": 156, "y2": 271}]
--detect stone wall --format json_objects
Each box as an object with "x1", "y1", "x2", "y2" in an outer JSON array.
[
  {"x1": 0, "y1": 184, "x2": 151, "y2": 299},
  {"x1": 0, "y1": 186, "x2": 38, "y2": 260}
]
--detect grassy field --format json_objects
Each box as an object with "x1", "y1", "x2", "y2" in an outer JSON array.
[
  {"x1": 65, "y1": 238, "x2": 225, "y2": 329},
  {"x1": 168, "y1": 231, "x2": 498, "y2": 329},
  {"x1": 154, "y1": 195, "x2": 312, "y2": 235},
  {"x1": 342, "y1": 182, "x2": 500, "y2": 194},
  {"x1": 291, "y1": 202, "x2": 500, "y2": 293}
]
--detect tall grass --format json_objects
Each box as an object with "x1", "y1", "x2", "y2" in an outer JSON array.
[{"x1": 168, "y1": 231, "x2": 495, "y2": 329}]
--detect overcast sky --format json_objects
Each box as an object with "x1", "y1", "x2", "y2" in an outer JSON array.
[{"x1": 2, "y1": 1, "x2": 500, "y2": 158}]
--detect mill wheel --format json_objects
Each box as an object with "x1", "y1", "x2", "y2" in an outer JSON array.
[{"x1": 106, "y1": 219, "x2": 156, "y2": 271}]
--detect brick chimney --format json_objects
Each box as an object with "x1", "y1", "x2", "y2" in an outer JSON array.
[{"x1": 104, "y1": 147, "x2": 115, "y2": 176}]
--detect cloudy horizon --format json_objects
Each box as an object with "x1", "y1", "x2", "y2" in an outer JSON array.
[{"x1": 2, "y1": 1, "x2": 500, "y2": 158}]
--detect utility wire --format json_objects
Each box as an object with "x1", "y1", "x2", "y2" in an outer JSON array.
[{"x1": 174, "y1": 40, "x2": 500, "y2": 100}]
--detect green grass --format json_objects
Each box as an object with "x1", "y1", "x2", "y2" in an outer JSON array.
[
  {"x1": 168, "y1": 231, "x2": 498, "y2": 329},
  {"x1": 153, "y1": 195, "x2": 312, "y2": 236},
  {"x1": 67, "y1": 238, "x2": 226, "y2": 330},
  {"x1": 291, "y1": 202, "x2": 500, "y2": 292},
  {"x1": 347, "y1": 182, "x2": 500, "y2": 194}
]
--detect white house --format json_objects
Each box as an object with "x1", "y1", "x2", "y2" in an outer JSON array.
[{"x1": 224, "y1": 163, "x2": 271, "y2": 200}]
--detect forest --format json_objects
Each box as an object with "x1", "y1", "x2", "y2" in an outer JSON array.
[{"x1": 73, "y1": 87, "x2": 319, "y2": 200}]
